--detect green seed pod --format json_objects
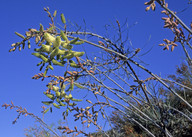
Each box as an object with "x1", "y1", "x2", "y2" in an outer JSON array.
[
  {"x1": 28, "y1": 40, "x2": 31, "y2": 49},
  {"x1": 62, "y1": 52, "x2": 74, "y2": 59},
  {"x1": 70, "y1": 63, "x2": 80, "y2": 68},
  {"x1": 70, "y1": 103, "x2": 77, "y2": 106},
  {"x1": 71, "y1": 84, "x2": 74, "y2": 91},
  {"x1": 37, "y1": 61, "x2": 43, "y2": 66},
  {"x1": 40, "y1": 55, "x2": 48, "y2": 62},
  {"x1": 53, "y1": 36, "x2": 61, "y2": 48},
  {"x1": 34, "y1": 48, "x2": 41, "y2": 52},
  {"x1": 44, "y1": 33, "x2": 55, "y2": 43},
  {"x1": 45, "y1": 41, "x2": 52, "y2": 46},
  {"x1": 53, "y1": 103, "x2": 60, "y2": 109},
  {"x1": 32, "y1": 52, "x2": 41, "y2": 57},
  {"x1": 61, "y1": 42, "x2": 73, "y2": 50},
  {"x1": 44, "y1": 108, "x2": 50, "y2": 114},
  {"x1": 60, "y1": 31, "x2": 68, "y2": 42},
  {"x1": 52, "y1": 86, "x2": 59, "y2": 92},
  {"x1": 74, "y1": 83, "x2": 84, "y2": 89},
  {"x1": 48, "y1": 65, "x2": 54, "y2": 70},
  {"x1": 72, "y1": 51, "x2": 85, "y2": 57},
  {"x1": 58, "y1": 49, "x2": 66, "y2": 55},
  {"x1": 46, "y1": 94, "x2": 55, "y2": 100},
  {"x1": 41, "y1": 44, "x2": 53, "y2": 53},
  {"x1": 15, "y1": 32, "x2": 25, "y2": 39},
  {"x1": 59, "y1": 101, "x2": 66, "y2": 106},
  {"x1": 50, "y1": 47, "x2": 59, "y2": 59},
  {"x1": 55, "y1": 91, "x2": 60, "y2": 98},
  {"x1": 69, "y1": 60, "x2": 75, "y2": 64},
  {"x1": 48, "y1": 26, "x2": 55, "y2": 32},
  {"x1": 43, "y1": 67, "x2": 48, "y2": 76},
  {"x1": 60, "y1": 90, "x2": 66, "y2": 97},
  {"x1": 64, "y1": 95, "x2": 70, "y2": 99},
  {"x1": 68, "y1": 93, "x2": 73, "y2": 99},
  {"x1": 53, "y1": 10, "x2": 57, "y2": 17},
  {"x1": 52, "y1": 59, "x2": 65, "y2": 66},
  {"x1": 39, "y1": 24, "x2": 44, "y2": 32},
  {"x1": 66, "y1": 109, "x2": 69, "y2": 116},
  {"x1": 71, "y1": 98, "x2": 83, "y2": 102},
  {"x1": 56, "y1": 98, "x2": 65, "y2": 106},
  {"x1": 42, "y1": 101, "x2": 53, "y2": 105},
  {"x1": 70, "y1": 37, "x2": 79, "y2": 44},
  {"x1": 61, "y1": 13, "x2": 66, "y2": 24},
  {"x1": 56, "y1": 98, "x2": 60, "y2": 103},
  {"x1": 72, "y1": 41, "x2": 84, "y2": 45}
]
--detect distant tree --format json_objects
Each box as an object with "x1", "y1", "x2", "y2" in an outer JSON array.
[{"x1": 109, "y1": 63, "x2": 192, "y2": 137}]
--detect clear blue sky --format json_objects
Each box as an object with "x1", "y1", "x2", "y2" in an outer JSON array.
[{"x1": 0, "y1": 0, "x2": 191, "y2": 136}]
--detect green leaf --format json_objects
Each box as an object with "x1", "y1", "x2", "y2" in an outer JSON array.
[
  {"x1": 52, "y1": 86, "x2": 59, "y2": 92},
  {"x1": 70, "y1": 37, "x2": 79, "y2": 44},
  {"x1": 70, "y1": 63, "x2": 80, "y2": 68},
  {"x1": 53, "y1": 10, "x2": 57, "y2": 17},
  {"x1": 61, "y1": 42, "x2": 73, "y2": 50},
  {"x1": 44, "y1": 93, "x2": 55, "y2": 100},
  {"x1": 53, "y1": 36, "x2": 61, "y2": 48},
  {"x1": 71, "y1": 98, "x2": 83, "y2": 102},
  {"x1": 44, "y1": 108, "x2": 50, "y2": 114},
  {"x1": 28, "y1": 40, "x2": 31, "y2": 49},
  {"x1": 15, "y1": 32, "x2": 25, "y2": 39},
  {"x1": 72, "y1": 40, "x2": 84, "y2": 45},
  {"x1": 37, "y1": 61, "x2": 43, "y2": 66},
  {"x1": 43, "y1": 67, "x2": 48, "y2": 76},
  {"x1": 50, "y1": 47, "x2": 59, "y2": 59},
  {"x1": 60, "y1": 31, "x2": 68, "y2": 42},
  {"x1": 62, "y1": 52, "x2": 74, "y2": 59},
  {"x1": 42, "y1": 101, "x2": 53, "y2": 105},
  {"x1": 72, "y1": 51, "x2": 85, "y2": 57},
  {"x1": 52, "y1": 59, "x2": 65, "y2": 66},
  {"x1": 48, "y1": 65, "x2": 54, "y2": 70},
  {"x1": 53, "y1": 103, "x2": 60, "y2": 109},
  {"x1": 44, "y1": 33, "x2": 55, "y2": 43},
  {"x1": 32, "y1": 53, "x2": 49, "y2": 62},
  {"x1": 61, "y1": 13, "x2": 66, "y2": 24},
  {"x1": 74, "y1": 83, "x2": 85, "y2": 89}
]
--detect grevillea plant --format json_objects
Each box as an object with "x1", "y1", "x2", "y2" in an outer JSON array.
[{"x1": 2, "y1": 1, "x2": 192, "y2": 137}]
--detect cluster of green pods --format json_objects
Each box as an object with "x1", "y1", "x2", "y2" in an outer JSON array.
[
  {"x1": 42, "y1": 83, "x2": 83, "y2": 111},
  {"x1": 32, "y1": 30, "x2": 85, "y2": 76}
]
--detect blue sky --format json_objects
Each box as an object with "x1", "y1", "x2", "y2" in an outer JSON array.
[{"x1": 0, "y1": 0, "x2": 192, "y2": 136}]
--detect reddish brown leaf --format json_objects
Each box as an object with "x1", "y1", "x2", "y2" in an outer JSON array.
[
  {"x1": 145, "y1": 6, "x2": 150, "y2": 11},
  {"x1": 171, "y1": 45, "x2": 175, "y2": 52}
]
